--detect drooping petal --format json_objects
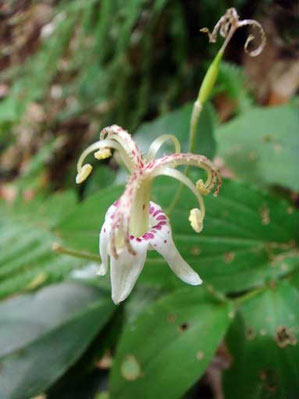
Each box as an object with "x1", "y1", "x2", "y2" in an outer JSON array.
[
  {"x1": 98, "y1": 203, "x2": 116, "y2": 275},
  {"x1": 148, "y1": 202, "x2": 202, "y2": 286},
  {"x1": 98, "y1": 222, "x2": 110, "y2": 276},
  {"x1": 110, "y1": 239, "x2": 149, "y2": 304}
]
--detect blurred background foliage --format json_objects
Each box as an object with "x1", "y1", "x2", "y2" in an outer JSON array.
[{"x1": 0, "y1": 0, "x2": 298, "y2": 398}]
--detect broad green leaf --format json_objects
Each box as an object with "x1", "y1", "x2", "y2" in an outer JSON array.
[
  {"x1": 110, "y1": 288, "x2": 233, "y2": 399},
  {"x1": 56, "y1": 185, "x2": 123, "y2": 253},
  {"x1": 223, "y1": 281, "x2": 299, "y2": 399},
  {"x1": 0, "y1": 192, "x2": 84, "y2": 299},
  {"x1": 58, "y1": 180, "x2": 299, "y2": 294},
  {"x1": 0, "y1": 281, "x2": 115, "y2": 399},
  {"x1": 134, "y1": 102, "x2": 216, "y2": 159},
  {"x1": 216, "y1": 104, "x2": 299, "y2": 191}
]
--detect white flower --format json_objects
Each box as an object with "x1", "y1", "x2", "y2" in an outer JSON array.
[{"x1": 76, "y1": 125, "x2": 221, "y2": 304}]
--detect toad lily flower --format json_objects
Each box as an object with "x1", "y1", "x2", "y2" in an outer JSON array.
[{"x1": 76, "y1": 125, "x2": 221, "y2": 304}]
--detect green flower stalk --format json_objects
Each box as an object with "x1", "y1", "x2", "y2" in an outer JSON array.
[{"x1": 168, "y1": 8, "x2": 266, "y2": 213}]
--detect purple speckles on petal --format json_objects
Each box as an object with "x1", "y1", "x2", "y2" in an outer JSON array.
[
  {"x1": 164, "y1": 240, "x2": 167, "y2": 243},
  {"x1": 153, "y1": 210, "x2": 162, "y2": 217},
  {"x1": 130, "y1": 235, "x2": 134, "y2": 240},
  {"x1": 136, "y1": 237, "x2": 142, "y2": 242},
  {"x1": 157, "y1": 215, "x2": 167, "y2": 221},
  {"x1": 149, "y1": 206, "x2": 154, "y2": 214},
  {"x1": 143, "y1": 232, "x2": 154, "y2": 240},
  {"x1": 104, "y1": 228, "x2": 106, "y2": 233}
]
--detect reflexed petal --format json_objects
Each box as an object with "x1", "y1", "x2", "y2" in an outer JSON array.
[
  {"x1": 152, "y1": 234, "x2": 202, "y2": 285},
  {"x1": 110, "y1": 239, "x2": 148, "y2": 304},
  {"x1": 148, "y1": 204, "x2": 202, "y2": 285}
]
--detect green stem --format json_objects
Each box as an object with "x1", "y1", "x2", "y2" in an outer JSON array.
[
  {"x1": 52, "y1": 242, "x2": 101, "y2": 262},
  {"x1": 167, "y1": 49, "x2": 223, "y2": 215}
]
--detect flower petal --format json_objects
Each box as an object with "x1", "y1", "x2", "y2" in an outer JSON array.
[
  {"x1": 110, "y1": 172, "x2": 143, "y2": 257},
  {"x1": 148, "y1": 202, "x2": 202, "y2": 286},
  {"x1": 98, "y1": 203, "x2": 116, "y2": 275},
  {"x1": 99, "y1": 224, "x2": 110, "y2": 276},
  {"x1": 110, "y1": 239, "x2": 148, "y2": 304}
]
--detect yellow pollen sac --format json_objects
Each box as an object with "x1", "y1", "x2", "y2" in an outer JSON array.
[
  {"x1": 94, "y1": 148, "x2": 112, "y2": 160},
  {"x1": 189, "y1": 208, "x2": 203, "y2": 233},
  {"x1": 76, "y1": 164, "x2": 93, "y2": 184},
  {"x1": 196, "y1": 179, "x2": 210, "y2": 195}
]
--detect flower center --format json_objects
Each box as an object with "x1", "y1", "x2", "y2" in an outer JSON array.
[
  {"x1": 129, "y1": 201, "x2": 168, "y2": 243},
  {"x1": 129, "y1": 179, "x2": 152, "y2": 237}
]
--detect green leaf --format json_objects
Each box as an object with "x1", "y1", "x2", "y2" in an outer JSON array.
[
  {"x1": 134, "y1": 102, "x2": 216, "y2": 159},
  {"x1": 215, "y1": 104, "x2": 299, "y2": 191},
  {"x1": 223, "y1": 281, "x2": 299, "y2": 399},
  {"x1": 0, "y1": 192, "x2": 84, "y2": 299},
  {"x1": 110, "y1": 288, "x2": 233, "y2": 399},
  {"x1": 0, "y1": 281, "x2": 115, "y2": 399},
  {"x1": 143, "y1": 179, "x2": 299, "y2": 292},
  {"x1": 58, "y1": 180, "x2": 299, "y2": 294},
  {"x1": 56, "y1": 185, "x2": 123, "y2": 253}
]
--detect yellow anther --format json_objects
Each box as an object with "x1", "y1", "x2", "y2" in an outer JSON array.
[
  {"x1": 189, "y1": 208, "x2": 203, "y2": 233},
  {"x1": 196, "y1": 179, "x2": 210, "y2": 195},
  {"x1": 76, "y1": 164, "x2": 93, "y2": 184},
  {"x1": 94, "y1": 148, "x2": 111, "y2": 160}
]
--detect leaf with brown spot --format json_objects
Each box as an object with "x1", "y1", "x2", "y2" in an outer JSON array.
[
  {"x1": 223, "y1": 281, "x2": 299, "y2": 399},
  {"x1": 110, "y1": 288, "x2": 233, "y2": 399}
]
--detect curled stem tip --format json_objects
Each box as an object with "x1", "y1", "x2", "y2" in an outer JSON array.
[{"x1": 201, "y1": 7, "x2": 266, "y2": 57}]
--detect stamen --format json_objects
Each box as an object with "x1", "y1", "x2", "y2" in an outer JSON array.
[
  {"x1": 76, "y1": 141, "x2": 102, "y2": 178},
  {"x1": 189, "y1": 208, "x2": 203, "y2": 233},
  {"x1": 146, "y1": 135, "x2": 181, "y2": 161},
  {"x1": 76, "y1": 164, "x2": 93, "y2": 184},
  {"x1": 153, "y1": 167, "x2": 206, "y2": 229},
  {"x1": 76, "y1": 138, "x2": 134, "y2": 185},
  {"x1": 150, "y1": 153, "x2": 222, "y2": 197},
  {"x1": 95, "y1": 148, "x2": 112, "y2": 160},
  {"x1": 196, "y1": 179, "x2": 210, "y2": 195}
]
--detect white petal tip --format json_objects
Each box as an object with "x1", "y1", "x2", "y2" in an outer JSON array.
[
  {"x1": 111, "y1": 294, "x2": 126, "y2": 305},
  {"x1": 188, "y1": 274, "x2": 203, "y2": 286},
  {"x1": 96, "y1": 264, "x2": 107, "y2": 276}
]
